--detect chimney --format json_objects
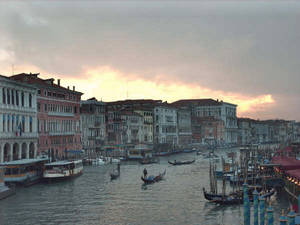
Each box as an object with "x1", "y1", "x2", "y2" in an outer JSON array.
[
  {"x1": 67, "y1": 86, "x2": 69, "y2": 90},
  {"x1": 73, "y1": 86, "x2": 75, "y2": 91},
  {"x1": 58, "y1": 79, "x2": 60, "y2": 86}
]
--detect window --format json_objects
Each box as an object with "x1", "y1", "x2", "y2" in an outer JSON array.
[
  {"x1": 7, "y1": 114, "x2": 10, "y2": 132},
  {"x1": 7, "y1": 89, "x2": 10, "y2": 104},
  {"x1": 44, "y1": 104, "x2": 47, "y2": 112},
  {"x1": 12, "y1": 115, "x2": 15, "y2": 132},
  {"x1": 22, "y1": 116, "x2": 25, "y2": 132},
  {"x1": 11, "y1": 90, "x2": 14, "y2": 105},
  {"x1": 37, "y1": 103, "x2": 40, "y2": 112},
  {"x1": 38, "y1": 89, "x2": 41, "y2": 95},
  {"x1": 2, "y1": 114, "x2": 5, "y2": 132},
  {"x1": 29, "y1": 117, "x2": 32, "y2": 132},
  {"x1": 74, "y1": 106, "x2": 77, "y2": 114},
  {"x1": 2, "y1": 88, "x2": 6, "y2": 104},
  {"x1": 29, "y1": 94, "x2": 32, "y2": 107},
  {"x1": 16, "y1": 90, "x2": 19, "y2": 106},
  {"x1": 21, "y1": 92, "x2": 24, "y2": 107}
]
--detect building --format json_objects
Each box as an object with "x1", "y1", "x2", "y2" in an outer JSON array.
[
  {"x1": 153, "y1": 104, "x2": 178, "y2": 146},
  {"x1": 80, "y1": 98, "x2": 106, "y2": 154},
  {"x1": 10, "y1": 73, "x2": 83, "y2": 159},
  {"x1": 171, "y1": 99, "x2": 238, "y2": 144},
  {"x1": 237, "y1": 118, "x2": 254, "y2": 145},
  {"x1": 120, "y1": 110, "x2": 143, "y2": 144},
  {"x1": 0, "y1": 75, "x2": 38, "y2": 162},
  {"x1": 105, "y1": 99, "x2": 159, "y2": 146},
  {"x1": 134, "y1": 107, "x2": 154, "y2": 145},
  {"x1": 177, "y1": 109, "x2": 192, "y2": 146}
]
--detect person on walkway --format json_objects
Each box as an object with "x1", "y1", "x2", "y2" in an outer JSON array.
[{"x1": 143, "y1": 168, "x2": 148, "y2": 178}]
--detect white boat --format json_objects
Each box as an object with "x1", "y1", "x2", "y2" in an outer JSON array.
[
  {"x1": 0, "y1": 158, "x2": 49, "y2": 186},
  {"x1": 104, "y1": 157, "x2": 121, "y2": 164},
  {"x1": 43, "y1": 160, "x2": 83, "y2": 181},
  {"x1": 92, "y1": 158, "x2": 106, "y2": 165}
]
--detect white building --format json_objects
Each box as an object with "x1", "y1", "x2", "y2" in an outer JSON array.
[
  {"x1": 0, "y1": 75, "x2": 38, "y2": 163},
  {"x1": 172, "y1": 99, "x2": 238, "y2": 144},
  {"x1": 153, "y1": 104, "x2": 178, "y2": 145},
  {"x1": 121, "y1": 111, "x2": 143, "y2": 144},
  {"x1": 80, "y1": 98, "x2": 106, "y2": 153}
]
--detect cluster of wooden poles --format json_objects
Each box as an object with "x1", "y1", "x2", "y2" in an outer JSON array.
[{"x1": 243, "y1": 183, "x2": 297, "y2": 225}]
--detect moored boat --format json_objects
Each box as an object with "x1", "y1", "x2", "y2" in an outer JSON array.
[
  {"x1": 139, "y1": 157, "x2": 159, "y2": 165},
  {"x1": 0, "y1": 167, "x2": 16, "y2": 200},
  {"x1": 168, "y1": 159, "x2": 195, "y2": 166},
  {"x1": 0, "y1": 158, "x2": 49, "y2": 186},
  {"x1": 43, "y1": 159, "x2": 83, "y2": 181}
]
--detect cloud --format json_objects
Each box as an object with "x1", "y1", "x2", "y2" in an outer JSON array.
[{"x1": 0, "y1": 1, "x2": 299, "y2": 120}]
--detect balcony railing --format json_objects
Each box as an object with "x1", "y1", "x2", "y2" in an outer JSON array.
[
  {"x1": 48, "y1": 111, "x2": 74, "y2": 117},
  {"x1": 48, "y1": 131, "x2": 75, "y2": 136}
]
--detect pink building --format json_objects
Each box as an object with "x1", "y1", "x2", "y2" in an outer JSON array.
[{"x1": 10, "y1": 73, "x2": 83, "y2": 159}]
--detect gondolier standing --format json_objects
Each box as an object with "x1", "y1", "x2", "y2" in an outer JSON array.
[{"x1": 143, "y1": 168, "x2": 148, "y2": 178}]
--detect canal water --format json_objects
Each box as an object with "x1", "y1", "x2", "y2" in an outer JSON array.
[{"x1": 0, "y1": 149, "x2": 289, "y2": 225}]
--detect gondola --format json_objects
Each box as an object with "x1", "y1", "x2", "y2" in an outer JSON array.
[
  {"x1": 110, "y1": 163, "x2": 120, "y2": 180},
  {"x1": 203, "y1": 187, "x2": 275, "y2": 205},
  {"x1": 141, "y1": 169, "x2": 166, "y2": 184},
  {"x1": 139, "y1": 157, "x2": 159, "y2": 165},
  {"x1": 202, "y1": 188, "x2": 223, "y2": 201},
  {"x1": 168, "y1": 159, "x2": 195, "y2": 166},
  {"x1": 110, "y1": 171, "x2": 120, "y2": 180},
  {"x1": 203, "y1": 188, "x2": 242, "y2": 204}
]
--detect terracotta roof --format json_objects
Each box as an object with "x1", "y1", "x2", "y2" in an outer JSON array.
[
  {"x1": 171, "y1": 99, "x2": 224, "y2": 107},
  {"x1": 9, "y1": 73, "x2": 83, "y2": 95},
  {"x1": 106, "y1": 99, "x2": 162, "y2": 106}
]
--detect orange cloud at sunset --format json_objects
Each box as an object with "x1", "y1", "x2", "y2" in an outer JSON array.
[
  {"x1": 66, "y1": 66, "x2": 275, "y2": 117},
  {"x1": 0, "y1": 64, "x2": 275, "y2": 118}
]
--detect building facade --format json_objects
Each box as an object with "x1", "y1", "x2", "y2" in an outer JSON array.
[
  {"x1": 10, "y1": 73, "x2": 83, "y2": 159},
  {"x1": 80, "y1": 98, "x2": 106, "y2": 154},
  {"x1": 177, "y1": 109, "x2": 192, "y2": 146},
  {"x1": 120, "y1": 111, "x2": 143, "y2": 144},
  {"x1": 153, "y1": 104, "x2": 178, "y2": 146},
  {"x1": 172, "y1": 99, "x2": 238, "y2": 144},
  {"x1": 134, "y1": 107, "x2": 153, "y2": 145},
  {"x1": 0, "y1": 75, "x2": 38, "y2": 162}
]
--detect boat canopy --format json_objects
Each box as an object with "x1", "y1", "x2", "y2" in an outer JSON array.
[
  {"x1": 272, "y1": 156, "x2": 300, "y2": 170},
  {"x1": 45, "y1": 160, "x2": 82, "y2": 166},
  {"x1": 0, "y1": 158, "x2": 49, "y2": 166},
  {"x1": 286, "y1": 169, "x2": 300, "y2": 180}
]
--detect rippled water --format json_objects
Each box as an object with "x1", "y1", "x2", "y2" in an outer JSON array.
[{"x1": 0, "y1": 149, "x2": 289, "y2": 225}]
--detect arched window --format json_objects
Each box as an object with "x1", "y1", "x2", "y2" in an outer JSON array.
[
  {"x1": 21, "y1": 92, "x2": 24, "y2": 107},
  {"x1": 7, "y1": 114, "x2": 10, "y2": 132},
  {"x1": 2, "y1": 88, "x2": 6, "y2": 104},
  {"x1": 2, "y1": 114, "x2": 5, "y2": 132},
  {"x1": 29, "y1": 116, "x2": 32, "y2": 132},
  {"x1": 11, "y1": 89, "x2": 14, "y2": 105},
  {"x1": 22, "y1": 116, "x2": 25, "y2": 132},
  {"x1": 7, "y1": 89, "x2": 10, "y2": 104},
  {"x1": 29, "y1": 94, "x2": 32, "y2": 107},
  {"x1": 16, "y1": 90, "x2": 19, "y2": 106}
]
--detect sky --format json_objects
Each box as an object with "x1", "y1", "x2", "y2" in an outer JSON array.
[{"x1": 0, "y1": 1, "x2": 299, "y2": 120}]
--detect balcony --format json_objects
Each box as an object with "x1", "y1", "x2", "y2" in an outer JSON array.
[
  {"x1": 1, "y1": 132, "x2": 38, "y2": 139},
  {"x1": 49, "y1": 131, "x2": 75, "y2": 136},
  {"x1": 48, "y1": 111, "x2": 74, "y2": 117}
]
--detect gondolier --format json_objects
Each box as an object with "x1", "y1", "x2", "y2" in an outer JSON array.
[{"x1": 143, "y1": 168, "x2": 148, "y2": 178}]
